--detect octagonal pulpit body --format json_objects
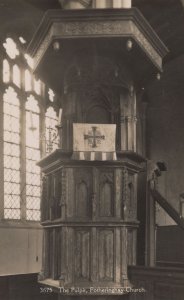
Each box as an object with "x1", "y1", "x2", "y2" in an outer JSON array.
[
  {"x1": 38, "y1": 150, "x2": 145, "y2": 297},
  {"x1": 30, "y1": 6, "x2": 168, "y2": 298}
]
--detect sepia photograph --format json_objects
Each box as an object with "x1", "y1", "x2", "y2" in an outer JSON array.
[{"x1": 0, "y1": 0, "x2": 184, "y2": 299}]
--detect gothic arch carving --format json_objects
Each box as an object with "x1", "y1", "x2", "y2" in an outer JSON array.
[
  {"x1": 99, "y1": 171, "x2": 114, "y2": 217},
  {"x1": 85, "y1": 104, "x2": 111, "y2": 124},
  {"x1": 76, "y1": 180, "x2": 89, "y2": 217},
  {"x1": 74, "y1": 168, "x2": 92, "y2": 218}
]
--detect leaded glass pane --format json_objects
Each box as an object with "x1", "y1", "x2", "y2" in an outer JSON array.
[
  {"x1": 3, "y1": 87, "x2": 21, "y2": 220},
  {"x1": 26, "y1": 209, "x2": 40, "y2": 221},
  {"x1": 4, "y1": 169, "x2": 20, "y2": 183},
  {"x1": 3, "y1": 143, "x2": 20, "y2": 157},
  {"x1": 45, "y1": 106, "x2": 59, "y2": 153},
  {"x1": 4, "y1": 195, "x2": 20, "y2": 209},
  {"x1": 26, "y1": 95, "x2": 41, "y2": 221},
  {"x1": 26, "y1": 111, "x2": 40, "y2": 148},
  {"x1": 26, "y1": 197, "x2": 40, "y2": 209},
  {"x1": 4, "y1": 209, "x2": 20, "y2": 219},
  {"x1": 4, "y1": 156, "x2": 20, "y2": 170}
]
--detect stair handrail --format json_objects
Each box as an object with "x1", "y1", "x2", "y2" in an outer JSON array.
[{"x1": 150, "y1": 188, "x2": 184, "y2": 230}]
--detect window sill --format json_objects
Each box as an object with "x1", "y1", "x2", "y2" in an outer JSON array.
[{"x1": 0, "y1": 219, "x2": 42, "y2": 229}]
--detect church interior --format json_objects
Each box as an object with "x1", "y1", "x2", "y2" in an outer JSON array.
[{"x1": 1, "y1": 0, "x2": 184, "y2": 299}]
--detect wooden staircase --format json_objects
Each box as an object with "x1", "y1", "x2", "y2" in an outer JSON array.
[{"x1": 128, "y1": 189, "x2": 184, "y2": 300}]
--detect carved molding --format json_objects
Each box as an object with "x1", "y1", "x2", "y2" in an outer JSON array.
[
  {"x1": 33, "y1": 27, "x2": 53, "y2": 70},
  {"x1": 122, "y1": 167, "x2": 128, "y2": 219},
  {"x1": 32, "y1": 15, "x2": 167, "y2": 71},
  {"x1": 41, "y1": 176, "x2": 47, "y2": 221},
  {"x1": 100, "y1": 172, "x2": 114, "y2": 184},
  {"x1": 64, "y1": 56, "x2": 131, "y2": 94},
  {"x1": 120, "y1": 115, "x2": 137, "y2": 123},
  {"x1": 61, "y1": 168, "x2": 66, "y2": 207},
  {"x1": 133, "y1": 24, "x2": 162, "y2": 70}
]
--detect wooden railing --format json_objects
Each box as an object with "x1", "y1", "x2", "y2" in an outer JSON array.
[
  {"x1": 129, "y1": 188, "x2": 184, "y2": 299},
  {"x1": 150, "y1": 189, "x2": 184, "y2": 229}
]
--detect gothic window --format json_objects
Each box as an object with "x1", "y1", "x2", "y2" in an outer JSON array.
[
  {"x1": 3, "y1": 87, "x2": 21, "y2": 219},
  {"x1": 3, "y1": 59, "x2": 10, "y2": 83},
  {"x1": 26, "y1": 95, "x2": 41, "y2": 221},
  {"x1": 1, "y1": 37, "x2": 58, "y2": 222}
]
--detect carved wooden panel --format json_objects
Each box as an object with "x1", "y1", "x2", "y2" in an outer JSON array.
[
  {"x1": 40, "y1": 162, "x2": 139, "y2": 289},
  {"x1": 46, "y1": 174, "x2": 52, "y2": 220},
  {"x1": 127, "y1": 172, "x2": 136, "y2": 220},
  {"x1": 127, "y1": 228, "x2": 136, "y2": 266},
  {"x1": 54, "y1": 228, "x2": 61, "y2": 280},
  {"x1": 66, "y1": 168, "x2": 74, "y2": 218},
  {"x1": 74, "y1": 168, "x2": 92, "y2": 218},
  {"x1": 42, "y1": 170, "x2": 64, "y2": 221},
  {"x1": 48, "y1": 228, "x2": 54, "y2": 278},
  {"x1": 99, "y1": 171, "x2": 114, "y2": 217},
  {"x1": 98, "y1": 229, "x2": 114, "y2": 281},
  {"x1": 41, "y1": 176, "x2": 48, "y2": 221},
  {"x1": 122, "y1": 168, "x2": 137, "y2": 220},
  {"x1": 46, "y1": 228, "x2": 62, "y2": 280},
  {"x1": 74, "y1": 229, "x2": 91, "y2": 282},
  {"x1": 52, "y1": 171, "x2": 62, "y2": 220},
  {"x1": 86, "y1": 105, "x2": 111, "y2": 124}
]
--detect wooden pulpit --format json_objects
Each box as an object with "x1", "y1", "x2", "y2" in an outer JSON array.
[{"x1": 29, "y1": 4, "x2": 168, "y2": 299}]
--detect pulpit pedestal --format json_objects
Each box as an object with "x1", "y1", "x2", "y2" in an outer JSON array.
[{"x1": 38, "y1": 150, "x2": 145, "y2": 298}]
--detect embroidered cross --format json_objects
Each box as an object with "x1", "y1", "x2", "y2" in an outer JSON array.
[{"x1": 84, "y1": 126, "x2": 105, "y2": 148}]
